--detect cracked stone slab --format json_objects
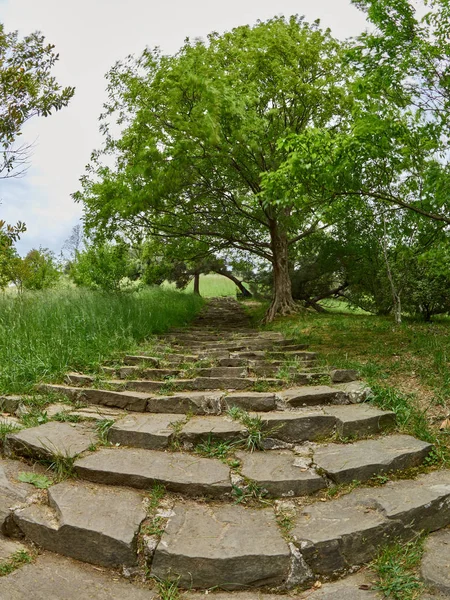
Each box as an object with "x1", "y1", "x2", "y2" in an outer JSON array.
[
  {"x1": 422, "y1": 530, "x2": 450, "y2": 595},
  {"x1": 314, "y1": 434, "x2": 432, "y2": 484},
  {"x1": 151, "y1": 502, "x2": 290, "y2": 589},
  {"x1": 146, "y1": 391, "x2": 224, "y2": 415},
  {"x1": 41, "y1": 384, "x2": 150, "y2": 411},
  {"x1": 0, "y1": 552, "x2": 158, "y2": 599},
  {"x1": 223, "y1": 392, "x2": 276, "y2": 412},
  {"x1": 6, "y1": 421, "x2": 97, "y2": 461},
  {"x1": 180, "y1": 416, "x2": 246, "y2": 445},
  {"x1": 75, "y1": 447, "x2": 231, "y2": 497},
  {"x1": 257, "y1": 410, "x2": 336, "y2": 443},
  {"x1": 323, "y1": 405, "x2": 396, "y2": 437},
  {"x1": 13, "y1": 480, "x2": 146, "y2": 567},
  {"x1": 236, "y1": 450, "x2": 326, "y2": 497},
  {"x1": 108, "y1": 413, "x2": 184, "y2": 449},
  {"x1": 279, "y1": 386, "x2": 347, "y2": 407}
]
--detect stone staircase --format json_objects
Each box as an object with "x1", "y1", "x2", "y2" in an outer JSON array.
[{"x1": 1, "y1": 297, "x2": 449, "y2": 597}]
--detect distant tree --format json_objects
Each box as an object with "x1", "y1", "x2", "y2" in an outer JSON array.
[
  {"x1": 10, "y1": 247, "x2": 61, "y2": 292},
  {"x1": 69, "y1": 241, "x2": 132, "y2": 291}
]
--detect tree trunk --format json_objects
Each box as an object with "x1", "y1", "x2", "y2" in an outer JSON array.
[
  {"x1": 213, "y1": 269, "x2": 252, "y2": 298},
  {"x1": 264, "y1": 220, "x2": 297, "y2": 323},
  {"x1": 193, "y1": 271, "x2": 200, "y2": 295}
]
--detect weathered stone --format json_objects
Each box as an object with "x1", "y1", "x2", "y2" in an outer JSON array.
[
  {"x1": 0, "y1": 534, "x2": 26, "y2": 560},
  {"x1": 118, "y1": 367, "x2": 181, "y2": 379},
  {"x1": 65, "y1": 372, "x2": 96, "y2": 386},
  {"x1": 151, "y1": 502, "x2": 290, "y2": 589},
  {"x1": 331, "y1": 369, "x2": 359, "y2": 383},
  {"x1": 44, "y1": 403, "x2": 74, "y2": 418},
  {"x1": 196, "y1": 367, "x2": 248, "y2": 378},
  {"x1": 258, "y1": 410, "x2": 336, "y2": 443},
  {"x1": 41, "y1": 384, "x2": 149, "y2": 411},
  {"x1": 313, "y1": 435, "x2": 432, "y2": 484},
  {"x1": 223, "y1": 392, "x2": 276, "y2": 412},
  {"x1": 334, "y1": 381, "x2": 372, "y2": 403},
  {"x1": 108, "y1": 413, "x2": 183, "y2": 449},
  {"x1": 6, "y1": 421, "x2": 97, "y2": 461},
  {"x1": 124, "y1": 354, "x2": 159, "y2": 366},
  {"x1": 0, "y1": 552, "x2": 157, "y2": 599},
  {"x1": 292, "y1": 493, "x2": 401, "y2": 575},
  {"x1": 237, "y1": 450, "x2": 326, "y2": 497},
  {"x1": 68, "y1": 404, "x2": 127, "y2": 421},
  {"x1": 13, "y1": 480, "x2": 146, "y2": 567},
  {"x1": 75, "y1": 447, "x2": 231, "y2": 497},
  {"x1": 180, "y1": 416, "x2": 246, "y2": 445},
  {"x1": 0, "y1": 395, "x2": 24, "y2": 413},
  {"x1": 146, "y1": 391, "x2": 224, "y2": 415},
  {"x1": 279, "y1": 386, "x2": 346, "y2": 407},
  {"x1": 0, "y1": 415, "x2": 23, "y2": 429},
  {"x1": 324, "y1": 405, "x2": 396, "y2": 437}
]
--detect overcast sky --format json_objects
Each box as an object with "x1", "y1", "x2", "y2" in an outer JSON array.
[{"x1": 0, "y1": 0, "x2": 369, "y2": 256}]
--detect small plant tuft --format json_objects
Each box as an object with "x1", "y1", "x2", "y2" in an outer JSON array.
[{"x1": 18, "y1": 471, "x2": 53, "y2": 489}]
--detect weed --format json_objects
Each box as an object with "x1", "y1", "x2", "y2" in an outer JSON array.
[
  {"x1": 372, "y1": 536, "x2": 425, "y2": 600},
  {"x1": 20, "y1": 410, "x2": 48, "y2": 428},
  {"x1": 0, "y1": 549, "x2": 34, "y2": 577},
  {"x1": 324, "y1": 480, "x2": 361, "y2": 499},
  {"x1": 276, "y1": 513, "x2": 294, "y2": 537},
  {"x1": 0, "y1": 422, "x2": 21, "y2": 442},
  {"x1": 52, "y1": 412, "x2": 81, "y2": 423},
  {"x1": 145, "y1": 484, "x2": 166, "y2": 513},
  {"x1": 142, "y1": 516, "x2": 166, "y2": 537},
  {"x1": 95, "y1": 419, "x2": 115, "y2": 445},
  {"x1": 194, "y1": 437, "x2": 236, "y2": 461},
  {"x1": 231, "y1": 481, "x2": 269, "y2": 505},
  {"x1": 47, "y1": 452, "x2": 77, "y2": 481},
  {"x1": 18, "y1": 471, "x2": 53, "y2": 489},
  {"x1": 154, "y1": 577, "x2": 180, "y2": 600},
  {"x1": 227, "y1": 406, "x2": 280, "y2": 451}
]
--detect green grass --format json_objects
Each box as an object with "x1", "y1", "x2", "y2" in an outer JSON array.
[
  {"x1": 372, "y1": 536, "x2": 425, "y2": 600},
  {"x1": 0, "y1": 549, "x2": 34, "y2": 577},
  {"x1": 0, "y1": 286, "x2": 202, "y2": 394},
  {"x1": 176, "y1": 273, "x2": 248, "y2": 297}
]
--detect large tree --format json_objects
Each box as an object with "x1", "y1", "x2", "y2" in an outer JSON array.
[{"x1": 75, "y1": 16, "x2": 352, "y2": 321}]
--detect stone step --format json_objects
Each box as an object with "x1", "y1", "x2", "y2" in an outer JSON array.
[
  {"x1": 74, "y1": 447, "x2": 231, "y2": 497},
  {"x1": 279, "y1": 386, "x2": 346, "y2": 407},
  {"x1": 12, "y1": 480, "x2": 146, "y2": 567},
  {"x1": 103, "y1": 366, "x2": 183, "y2": 379},
  {"x1": 104, "y1": 404, "x2": 394, "y2": 451},
  {"x1": 122, "y1": 376, "x2": 284, "y2": 393},
  {"x1": 250, "y1": 364, "x2": 317, "y2": 378},
  {"x1": 5, "y1": 421, "x2": 97, "y2": 461},
  {"x1": 123, "y1": 354, "x2": 159, "y2": 366},
  {"x1": 41, "y1": 384, "x2": 150, "y2": 412},
  {"x1": 421, "y1": 530, "x2": 450, "y2": 595},
  {"x1": 150, "y1": 470, "x2": 450, "y2": 588},
  {"x1": 151, "y1": 502, "x2": 291, "y2": 589}
]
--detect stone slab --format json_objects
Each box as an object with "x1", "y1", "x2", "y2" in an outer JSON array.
[
  {"x1": 0, "y1": 395, "x2": 24, "y2": 413},
  {"x1": 237, "y1": 450, "x2": 326, "y2": 497},
  {"x1": 334, "y1": 381, "x2": 372, "y2": 403},
  {"x1": 324, "y1": 405, "x2": 396, "y2": 437},
  {"x1": 331, "y1": 369, "x2": 359, "y2": 383},
  {"x1": 279, "y1": 386, "x2": 346, "y2": 407},
  {"x1": 13, "y1": 480, "x2": 146, "y2": 567},
  {"x1": 108, "y1": 413, "x2": 183, "y2": 449},
  {"x1": 68, "y1": 405, "x2": 127, "y2": 421},
  {"x1": 422, "y1": 530, "x2": 450, "y2": 595},
  {"x1": 257, "y1": 410, "x2": 336, "y2": 443},
  {"x1": 151, "y1": 502, "x2": 290, "y2": 589},
  {"x1": 41, "y1": 384, "x2": 150, "y2": 412},
  {"x1": 146, "y1": 391, "x2": 224, "y2": 415},
  {"x1": 0, "y1": 534, "x2": 26, "y2": 560},
  {"x1": 124, "y1": 354, "x2": 159, "y2": 366},
  {"x1": 223, "y1": 392, "x2": 276, "y2": 412},
  {"x1": 0, "y1": 552, "x2": 157, "y2": 599},
  {"x1": 181, "y1": 416, "x2": 246, "y2": 445},
  {"x1": 75, "y1": 447, "x2": 231, "y2": 497},
  {"x1": 6, "y1": 421, "x2": 97, "y2": 461},
  {"x1": 314, "y1": 434, "x2": 432, "y2": 484}
]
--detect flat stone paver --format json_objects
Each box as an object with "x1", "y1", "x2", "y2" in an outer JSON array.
[
  {"x1": 257, "y1": 410, "x2": 336, "y2": 442},
  {"x1": 68, "y1": 404, "x2": 127, "y2": 421},
  {"x1": 313, "y1": 434, "x2": 432, "y2": 483},
  {"x1": 75, "y1": 447, "x2": 231, "y2": 497},
  {"x1": 237, "y1": 450, "x2": 326, "y2": 497},
  {"x1": 41, "y1": 384, "x2": 150, "y2": 412},
  {"x1": 324, "y1": 405, "x2": 396, "y2": 437},
  {"x1": 151, "y1": 502, "x2": 290, "y2": 589},
  {"x1": 13, "y1": 480, "x2": 146, "y2": 567},
  {"x1": 223, "y1": 392, "x2": 276, "y2": 412},
  {"x1": 108, "y1": 413, "x2": 183, "y2": 449},
  {"x1": 146, "y1": 391, "x2": 224, "y2": 415},
  {"x1": 279, "y1": 386, "x2": 344, "y2": 407},
  {"x1": 0, "y1": 552, "x2": 157, "y2": 599},
  {"x1": 6, "y1": 421, "x2": 97, "y2": 460},
  {"x1": 181, "y1": 416, "x2": 246, "y2": 444},
  {"x1": 421, "y1": 530, "x2": 450, "y2": 594}
]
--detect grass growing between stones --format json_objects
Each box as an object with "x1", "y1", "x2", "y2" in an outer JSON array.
[
  {"x1": 0, "y1": 287, "x2": 203, "y2": 395},
  {"x1": 0, "y1": 549, "x2": 35, "y2": 577},
  {"x1": 371, "y1": 536, "x2": 425, "y2": 600}
]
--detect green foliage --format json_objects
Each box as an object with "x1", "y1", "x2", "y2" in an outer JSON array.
[
  {"x1": 69, "y1": 241, "x2": 132, "y2": 291},
  {"x1": 10, "y1": 248, "x2": 61, "y2": 292},
  {"x1": 95, "y1": 419, "x2": 115, "y2": 445},
  {"x1": 0, "y1": 286, "x2": 202, "y2": 394},
  {"x1": 0, "y1": 422, "x2": 21, "y2": 442},
  {"x1": 17, "y1": 471, "x2": 53, "y2": 489},
  {"x1": 0, "y1": 549, "x2": 34, "y2": 577},
  {"x1": 372, "y1": 536, "x2": 425, "y2": 600}
]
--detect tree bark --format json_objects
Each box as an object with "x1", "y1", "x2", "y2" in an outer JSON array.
[
  {"x1": 193, "y1": 271, "x2": 200, "y2": 295},
  {"x1": 264, "y1": 219, "x2": 297, "y2": 323},
  {"x1": 213, "y1": 269, "x2": 252, "y2": 297}
]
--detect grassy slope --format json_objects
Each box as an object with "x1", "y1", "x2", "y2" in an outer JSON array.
[{"x1": 0, "y1": 286, "x2": 203, "y2": 394}]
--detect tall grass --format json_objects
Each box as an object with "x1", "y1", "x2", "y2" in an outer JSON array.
[{"x1": 0, "y1": 287, "x2": 203, "y2": 394}]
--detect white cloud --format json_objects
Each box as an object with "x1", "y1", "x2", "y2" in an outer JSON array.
[{"x1": 0, "y1": 0, "x2": 368, "y2": 255}]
